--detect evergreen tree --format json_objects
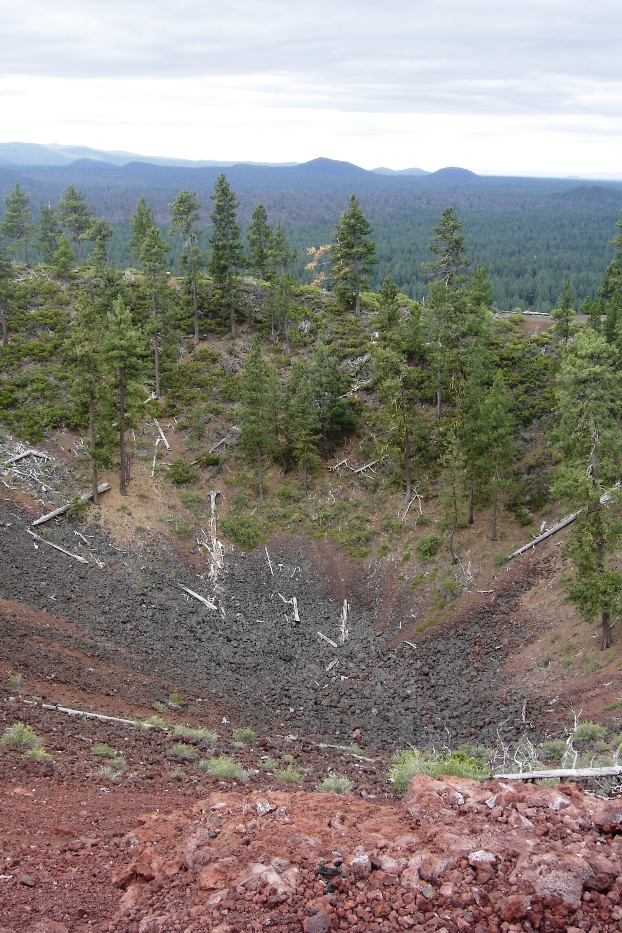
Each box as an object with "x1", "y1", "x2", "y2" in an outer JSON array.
[
  {"x1": 478, "y1": 372, "x2": 515, "y2": 541},
  {"x1": 56, "y1": 185, "x2": 92, "y2": 264},
  {"x1": 102, "y1": 297, "x2": 145, "y2": 494},
  {"x1": 130, "y1": 197, "x2": 157, "y2": 264},
  {"x1": 331, "y1": 194, "x2": 376, "y2": 314},
  {"x1": 36, "y1": 204, "x2": 61, "y2": 264},
  {"x1": 140, "y1": 226, "x2": 170, "y2": 398},
  {"x1": 0, "y1": 245, "x2": 14, "y2": 346},
  {"x1": 377, "y1": 271, "x2": 400, "y2": 334},
  {"x1": 268, "y1": 221, "x2": 297, "y2": 350},
  {"x1": 439, "y1": 422, "x2": 468, "y2": 564},
  {"x1": 209, "y1": 174, "x2": 244, "y2": 339},
  {"x1": 467, "y1": 265, "x2": 493, "y2": 310},
  {"x1": 425, "y1": 206, "x2": 469, "y2": 289},
  {"x1": 69, "y1": 296, "x2": 115, "y2": 503},
  {"x1": 553, "y1": 327, "x2": 622, "y2": 649},
  {"x1": 308, "y1": 343, "x2": 357, "y2": 459},
  {"x1": 169, "y1": 189, "x2": 204, "y2": 344},
  {"x1": 246, "y1": 204, "x2": 272, "y2": 280},
  {"x1": 2, "y1": 183, "x2": 32, "y2": 267},
  {"x1": 373, "y1": 343, "x2": 423, "y2": 502},
  {"x1": 287, "y1": 374, "x2": 321, "y2": 494},
  {"x1": 53, "y1": 235, "x2": 76, "y2": 278},
  {"x1": 551, "y1": 279, "x2": 575, "y2": 346},
  {"x1": 238, "y1": 337, "x2": 280, "y2": 500},
  {"x1": 83, "y1": 218, "x2": 114, "y2": 269}
]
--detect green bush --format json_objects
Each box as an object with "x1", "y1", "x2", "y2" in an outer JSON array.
[
  {"x1": 197, "y1": 755, "x2": 249, "y2": 781},
  {"x1": 388, "y1": 748, "x2": 489, "y2": 792},
  {"x1": 169, "y1": 742, "x2": 197, "y2": 760},
  {"x1": 1, "y1": 723, "x2": 42, "y2": 749},
  {"x1": 168, "y1": 458, "x2": 199, "y2": 485},
  {"x1": 173, "y1": 725, "x2": 218, "y2": 744},
  {"x1": 573, "y1": 722, "x2": 607, "y2": 744},
  {"x1": 91, "y1": 743, "x2": 117, "y2": 758},
  {"x1": 540, "y1": 739, "x2": 567, "y2": 761},
  {"x1": 316, "y1": 774, "x2": 353, "y2": 794},
  {"x1": 416, "y1": 533, "x2": 442, "y2": 560},
  {"x1": 276, "y1": 768, "x2": 304, "y2": 783},
  {"x1": 232, "y1": 727, "x2": 257, "y2": 744},
  {"x1": 220, "y1": 513, "x2": 262, "y2": 549}
]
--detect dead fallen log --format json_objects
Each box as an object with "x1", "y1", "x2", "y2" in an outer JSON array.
[
  {"x1": 318, "y1": 631, "x2": 338, "y2": 648},
  {"x1": 175, "y1": 583, "x2": 217, "y2": 610},
  {"x1": 32, "y1": 483, "x2": 111, "y2": 526},
  {"x1": 3, "y1": 448, "x2": 52, "y2": 466},
  {"x1": 26, "y1": 529, "x2": 89, "y2": 564},
  {"x1": 154, "y1": 418, "x2": 171, "y2": 450},
  {"x1": 23, "y1": 700, "x2": 161, "y2": 728},
  {"x1": 495, "y1": 765, "x2": 622, "y2": 782}
]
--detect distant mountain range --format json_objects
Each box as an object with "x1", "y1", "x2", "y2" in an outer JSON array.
[{"x1": 0, "y1": 142, "x2": 430, "y2": 176}]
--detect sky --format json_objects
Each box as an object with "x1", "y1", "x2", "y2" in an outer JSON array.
[{"x1": 1, "y1": 0, "x2": 621, "y2": 177}]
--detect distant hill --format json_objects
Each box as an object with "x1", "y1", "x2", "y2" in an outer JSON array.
[{"x1": 373, "y1": 166, "x2": 429, "y2": 176}]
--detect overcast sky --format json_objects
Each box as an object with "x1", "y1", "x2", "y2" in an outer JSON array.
[{"x1": 1, "y1": 0, "x2": 621, "y2": 176}]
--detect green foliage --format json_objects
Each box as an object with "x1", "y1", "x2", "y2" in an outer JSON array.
[
  {"x1": 169, "y1": 742, "x2": 198, "y2": 760},
  {"x1": 417, "y1": 533, "x2": 442, "y2": 560},
  {"x1": 172, "y1": 725, "x2": 218, "y2": 744},
  {"x1": 22, "y1": 747, "x2": 55, "y2": 764},
  {"x1": 232, "y1": 726, "x2": 258, "y2": 744},
  {"x1": 56, "y1": 184, "x2": 92, "y2": 263},
  {"x1": 331, "y1": 194, "x2": 376, "y2": 313},
  {"x1": 276, "y1": 767, "x2": 304, "y2": 783},
  {"x1": 238, "y1": 337, "x2": 280, "y2": 499},
  {"x1": 209, "y1": 174, "x2": 244, "y2": 337},
  {"x1": 2, "y1": 182, "x2": 32, "y2": 265},
  {"x1": 220, "y1": 512, "x2": 263, "y2": 549},
  {"x1": 168, "y1": 458, "x2": 199, "y2": 485},
  {"x1": 198, "y1": 755, "x2": 249, "y2": 781},
  {"x1": 540, "y1": 739, "x2": 567, "y2": 761},
  {"x1": 1, "y1": 723, "x2": 42, "y2": 749},
  {"x1": 91, "y1": 743, "x2": 117, "y2": 758},
  {"x1": 388, "y1": 748, "x2": 489, "y2": 792},
  {"x1": 316, "y1": 774, "x2": 353, "y2": 794},
  {"x1": 573, "y1": 722, "x2": 607, "y2": 743}
]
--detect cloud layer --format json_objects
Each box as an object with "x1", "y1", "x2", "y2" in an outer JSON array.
[{"x1": 1, "y1": 1, "x2": 620, "y2": 173}]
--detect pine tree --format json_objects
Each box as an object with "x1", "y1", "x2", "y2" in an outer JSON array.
[
  {"x1": 308, "y1": 343, "x2": 357, "y2": 459},
  {"x1": 130, "y1": 197, "x2": 156, "y2": 264},
  {"x1": 209, "y1": 174, "x2": 244, "y2": 339},
  {"x1": 53, "y1": 235, "x2": 76, "y2": 278},
  {"x1": 246, "y1": 204, "x2": 272, "y2": 280},
  {"x1": 331, "y1": 195, "x2": 376, "y2": 314},
  {"x1": 0, "y1": 245, "x2": 14, "y2": 346},
  {"x1": 140, "y1": 226, "x2": 170, "y2": 398},
  {"x1": 69, "y1": 296, "x2": 115, "y2": 503},
  {"x1": 439, "y1": 422, "x2": 468, "y2": 564},
  {"x1": 169, "y1": 190, "x2": 204, "y2": 344},
  {"x1": 425, "y1": 206, "x2": 469, "y2": 289},
  {"x1": 553, "y1": 327, "x2": 622, "y2": 648},
  {"x1": 36, "y1": 205, "x2": 61, "y2": 264},
  {"x1": 83, "y1": 218, "x2": 114, "y2": 269},
  {"x1": 238, "y1": 337, "x2": 280, "y2": 500},
  {"x1": 551, "y1": 279, "x2": 575, "y2": 346},
  {"x1": 102, "y1": 298, "x2": 145, "y2": 494},
  {"x1": 268, "y1": 221, "x2": 297, "y2": 350},
  {"x1": 287, "y1": 375, "x2": 321, "y2": 494},
  {"x1": 2, "y1": 183, "x2": 32, "y2": 267},
  {"x1": 56, "y1": 185, "x2": 92, "y2": 263},
  {"x1": 377, "y1": 271, "x2": 400, "y2": 334},
  {"x1": 478, "y1": 372, "x2": 515, "y2": 541}
]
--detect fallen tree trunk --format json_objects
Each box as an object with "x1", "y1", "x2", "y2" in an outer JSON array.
[
  {"x1": 495, "y1": 765, "x2": 622, "y2": 782},
  {"x1": 3, "y1": 448, "x2": 52, "y2": 465},
  {"x1": 26, "y1": 529, "x2": 90, "y2": 564},
  {"x1": 32, "y1": 483, "x2": 111, "y2": 526}
]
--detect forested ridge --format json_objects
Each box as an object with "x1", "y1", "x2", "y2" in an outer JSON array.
[
  {"x1": 1, "y1": 159, "x2": 622, "y2": 309},
  {"x1": 2, "y1": 174, "x2": 622, "y2": 650}
]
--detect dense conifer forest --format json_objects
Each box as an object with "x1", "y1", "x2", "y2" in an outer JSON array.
[{"x1": 2, "y1": 171, "x2": 622, "y2": 651}]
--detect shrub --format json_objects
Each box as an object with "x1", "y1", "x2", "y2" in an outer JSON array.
[
  {"x1": 416, "y1": 533, "x2": 442, "y2": 560},
  {"x1": 1, "y1": 723, "x2": 42, "y2": 749},
  {"x1": 197, "y1": 755, "x2": 249, "y2": 781},
  {"x1": 169, "y1": 742, "x2": 197, "y2": 760},
  {"x1": 169, "y1": 692, "x2": 185, "y2": 707},
  {"x1": 98, "y1": 765, "x2": 124, "y2": 782},
  {"x1": 388, "y1": 748, "x2": 489, "y2": 793},
  {"x1": 220, "y1": 513, "x2": 262, "y2": 549},
  {"x1": 22, "y1": 747, "x2": 54, "y2": 764},
  {"x1": 168, "y1": 458, "x2": 199, "y2": 486},
  {"x1": 173, "y1": 725, "x2": 218, "y2": 744},
  {"x1": 540, "y1": 739, "x2": 567, "y2": 761},
  {"x1": 276, "y1": 768, "x2": 304, "y2": 783},
  {"x1": 316, "y1": 774, "x2": 353, "y2": 794},
  {"x1": 8, "y1": 673, "x2": 22, "y2": 690},
  {"x1": 144, "y1": 715, "x2": 168, "y2": 729},
  {"x1": 233, "y1": 727, "x2": 257, "y2": 745},
  {"x1": 91, "y1": 743, "x2": 116, "y2": 758},
  {"x1": 573, "y1": 722, "x2": 607, "y2": 744}
]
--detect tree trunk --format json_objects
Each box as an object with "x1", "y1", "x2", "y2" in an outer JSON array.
[
  {"x1": 24, "y1": 237, "x2": 30, "y2": 269},
  {"x1": 602, "y1": 610, "x2": 612, "y2": 650},
  {"x1": 468, "y1": 482, "x2": 474, "y2": 525},
  {"x1": 0, "y1": 296, "x2": 6, "y2": 346},
  {"x1": 449, "y1": 525, "x2": 457, "y2": 564},
  {"x1": 119, "y1": 372, "x2": 127, "y2": 495},
  {"x1": 230, "y1": 295, "x2": 236, "y2": 340},
  {"x1": 436, "y1": 358, "x2": 442, "y2": 420},
  {"x1": 89, "y1": 396, "x2": 99, "y2": 505},
  {"x1": 257, "y1": 447, "x2": 264, "y2": 501},
  {"x1": 76, "y1": 237, "x2": 83, "y2": 265},
  {"x1": 491, "y1": 487, "x2": 498, "y2": 541},
  {"x1": 154, "y1": 331, "x2": 160, "y2": 399},
  {"x1": 192, "y1": 275, "x2": 199, "y2": 345},
  {"x1": 403, "y1": 426, "x2": 412, "y2": 502},
  {"x1": 302, "y1": 455, "x2": 308, "y2": 496}
]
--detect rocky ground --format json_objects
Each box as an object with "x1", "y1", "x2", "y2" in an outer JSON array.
[{"x1": 2, "y1": 441, "x2": 622, "y2": 931}]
